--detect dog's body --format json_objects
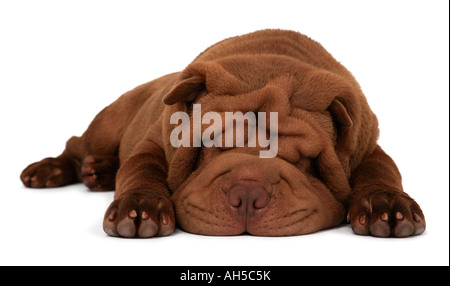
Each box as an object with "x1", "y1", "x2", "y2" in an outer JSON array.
[{"x1": 21, "y1": 30, "x2": 425, "y2": 237}]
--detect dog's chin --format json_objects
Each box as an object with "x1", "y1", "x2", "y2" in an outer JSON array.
[{"x1": 171, "y1": 153, "x2": 346, "y2": 236}]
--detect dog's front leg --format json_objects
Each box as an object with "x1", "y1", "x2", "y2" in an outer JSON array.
[
  {"x1": 102, "y1": 137, "x2": 175, "y2": 238},
  {"x1": 347, "y1": 145, "x2": 425, "y2": 237}
]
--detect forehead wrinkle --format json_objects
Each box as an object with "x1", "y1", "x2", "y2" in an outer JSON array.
[{"x1": 196, "y1": 82, "x2": 292, "y2": 116}]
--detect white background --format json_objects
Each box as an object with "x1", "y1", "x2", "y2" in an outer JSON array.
[{"x1": 0, "y1": 0, "x2": 448, "y2": 266}]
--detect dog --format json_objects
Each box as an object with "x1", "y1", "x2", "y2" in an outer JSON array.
[{"x1": 21, "y1": 29, "x2": 425, "y2": 238}]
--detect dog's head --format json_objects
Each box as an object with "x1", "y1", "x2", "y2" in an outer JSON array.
[{"x1": 161, "y1": 56, "x2": 361, "y2": 236}]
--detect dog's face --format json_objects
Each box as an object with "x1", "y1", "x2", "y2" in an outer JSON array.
[{"x1": 161, "y1": 56, "x2": 360, "y2": 236}]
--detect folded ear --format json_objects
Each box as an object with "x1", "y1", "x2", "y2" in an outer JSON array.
[
  {"x1": 327, "y1": 94, "x2": 360, "y2": 153},
  {"x1": 163, "y1": 71, "x2": 206, "y2": 105},
  {"x1": 297, "y1": 70, "x2": 362, "y2": 194},
  {"x1": 163, "y1": 61, "x2": 253, "y2": 105},
  {"x1": 329, "y1": 98, "x2": 353, "y2": 128},
  {"x1": 307, "y1": 71, "x2": 361, "y2": 153}
]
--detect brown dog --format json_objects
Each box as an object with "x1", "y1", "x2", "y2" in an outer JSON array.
[{"x1": 21, "y1": 29, "x2": 425, "y2": 238}]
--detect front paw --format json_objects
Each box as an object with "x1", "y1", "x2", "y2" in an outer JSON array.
[
  {"x1": 347, "y1": 189, "x2": 425, "y2": 237},
  {"x1": 103, "y1": 190, "x2": 175, "y2": 238}
]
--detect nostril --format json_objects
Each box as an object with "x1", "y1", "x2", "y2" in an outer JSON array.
[
  {"x1": 252, "y1": 188, "x2": 270, "y2": 209},
  {"x1": 226, "y1": 183, "x2": 270, "y2": 217},
  {"x1": 227, "y1": 186, "x2": 244, "y2": 207}
]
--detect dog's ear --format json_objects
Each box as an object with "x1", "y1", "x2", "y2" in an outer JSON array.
[
  {"x1": 297, "y1": 70, "x2": 361, "y2": 152},
  {"x1": 316, "y1": 97, "x2": 357, "y2": 203},
  {"x1": 328, "y1": 98, "x2": 353, "y2": 128},
  {"x1": 163, "y1": 70, "x2": 206, "y2": 105},
  {"x1": 163, "y1": 61, "x2": 252, "y2": 105},
  {"x1": 327, "y1": 94, "x2": 360, "y2": 153},
  {"x1": 294, "y1": 70, "x2": 362, "y2": 202}
]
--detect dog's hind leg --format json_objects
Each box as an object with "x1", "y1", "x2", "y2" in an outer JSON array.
[
  {"x1": 20, "y1": 145, "x2": 80, "y2": 189},
  {"x1": 21, "y1": 106, "x2": 133, "y2": 191},
  {"x1": 20, "y1": 82, "x2": 155, "y2": 191},
  {"x1": 20, "y1": 123, "x2": 121, "y2": 191}
]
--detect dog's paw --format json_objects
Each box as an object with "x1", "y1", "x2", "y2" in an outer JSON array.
[
  {"x1": 347, "y1": 189, "x2": 425, "y2": 237},
  {"x1": 103, "y1": 191, "x2": 175, "y2": 238},
  {"x1": 21, "y1": 157, "x2": 76, "y2": 188},
  {"x1": 81, "y1": 155, "x2": 118, "y2": 191}
]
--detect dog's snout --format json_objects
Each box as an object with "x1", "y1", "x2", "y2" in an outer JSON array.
[{"x1": 226, "y1": 182, "x2": 270, "y2": 217}]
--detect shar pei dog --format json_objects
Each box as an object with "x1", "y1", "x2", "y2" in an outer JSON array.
[{"x1": 21, "y1": 29, "x2": 425, "y2": 238}]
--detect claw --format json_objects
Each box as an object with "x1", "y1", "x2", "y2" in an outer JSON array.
[
  {"x1": 129, "y1": 210, "x2": 137, "y2": 219},
  {"x1": 359, "y1": 215, "x2": 366, "y2": 225},
  {"x1": 160, "y1": 213, "x2": 169, "y2": 225},
  {"x1": 108, "y1": 212, "x2": 116, "y2": 221}
]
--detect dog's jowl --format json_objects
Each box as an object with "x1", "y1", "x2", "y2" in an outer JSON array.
[{"x1": 21, "y1": 29, "x2": 425, "y2": 238}]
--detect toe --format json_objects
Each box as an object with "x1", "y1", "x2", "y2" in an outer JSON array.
[
  {"x1": 369, "y1": 217, "x2": 390, "y2": 237},
  {"x1": 350, "y1": 214, "x2": 369, "y2": 235},
  {"x1": 30, "y1": 176, "x2": 43, "y2": 188},
  {"x1": 413, "y1": 213, "x2": 426, "y2": 235},
  {"x1": 138, "y1": 218, "x2": 158, "y2": 238},
  {"x1": 116, "y1": 215, "x2": 137, "y2": 238},
  {"x1": 103, "y1": 211, "x2": 119, "y2": 237},
  {"x1": 158, "y1": 212, "x2": 175, "y2": 236},
  {"x1": 394, "y1": 218, "x2": 414, "y2": 237}
]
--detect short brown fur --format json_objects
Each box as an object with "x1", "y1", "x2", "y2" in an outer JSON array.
[{"x1": 21, "y1": 30, "x2": 425, "y2": 238}]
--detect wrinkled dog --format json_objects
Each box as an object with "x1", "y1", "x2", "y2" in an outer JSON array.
[{"x1": 21, "y1": 30, "x2": 425, "y2": 238}]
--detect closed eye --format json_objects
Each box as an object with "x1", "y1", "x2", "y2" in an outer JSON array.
[{"x1": 306, "y1": 158, "x2": 320, "y2": 179}]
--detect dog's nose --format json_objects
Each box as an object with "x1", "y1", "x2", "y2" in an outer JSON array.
[{"x1": 226, "y1": 182, "x2": 270, "y2": 217}]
